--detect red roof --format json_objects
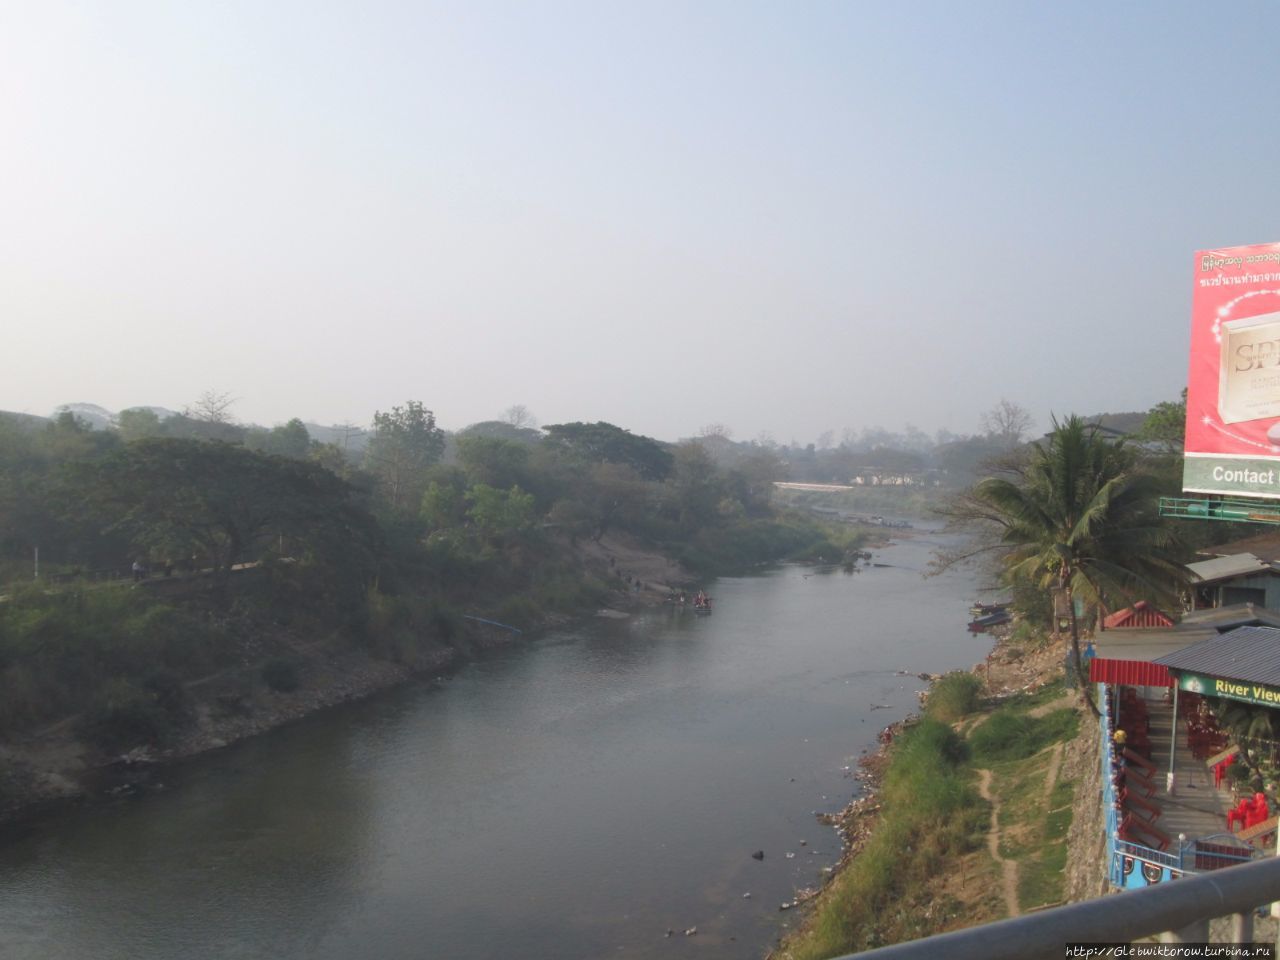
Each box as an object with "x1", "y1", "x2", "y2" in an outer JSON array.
[
  {"x1": 1089, "y1": 658, "x2": 1173, "y2": 687},
  {"x1": 1103, "y1": 601, "x2": 1175, "y2": 629}
]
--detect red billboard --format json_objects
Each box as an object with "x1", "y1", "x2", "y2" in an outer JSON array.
[{"x1": 1184, "y1": 241, "x2": 1280, "y2": 498}]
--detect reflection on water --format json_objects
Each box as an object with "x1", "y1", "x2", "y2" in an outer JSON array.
[{"x1": 0, "y1": 533, "x2": 990, "y2": 960}]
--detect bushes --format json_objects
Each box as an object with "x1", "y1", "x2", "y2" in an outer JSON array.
[
  {"x1": 0, "y1": 586, "x2": 218, "y2": 732},
  {"x1": 680, "y1": 515, "x2": 866, "y2": 575},
  {"x1": 786, "y1": 718, "x2": 983, "y2": 960},
  {"x1": 77, "y1": 672, "x2": 191, "y2": 752},
  {"x1": 925, "y1": 671, "x2": 983, "y2": 723},
  {"x1": 261, "y1": 658, "x2": 301, "y2": 693},
  {"x1": 968, "y1": 707, "x2": 1078, "y2": 764}
]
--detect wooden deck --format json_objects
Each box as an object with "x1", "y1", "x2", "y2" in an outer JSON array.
[{"x1": 1139, "y1": 692, "x2": 1256, "y2": 847}]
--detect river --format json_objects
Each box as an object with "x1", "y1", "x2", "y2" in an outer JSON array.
[{"x1": 0, "y1": 529, "x2": 992, "y2": 960}]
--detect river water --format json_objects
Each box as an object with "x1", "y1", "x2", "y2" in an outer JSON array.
[{"x1": 0, "y1": 530, "x2": 992, "y2": 960}]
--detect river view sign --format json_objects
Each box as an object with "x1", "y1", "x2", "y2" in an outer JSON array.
[
  {"x1": 1178, "y1": 671, "x2": 1280, "y2": 709},
  {"x1": 1184, "y1": 241, "x2": 1280, "y2": 498}
]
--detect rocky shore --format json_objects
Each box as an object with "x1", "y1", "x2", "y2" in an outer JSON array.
[{"x1": 772, "y1": 625, "x2": 1091, "y2": 957}]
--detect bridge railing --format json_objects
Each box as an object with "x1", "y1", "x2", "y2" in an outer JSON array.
[{"x1": 832, "y1": 853, "x2": 1280, "y2": 960}]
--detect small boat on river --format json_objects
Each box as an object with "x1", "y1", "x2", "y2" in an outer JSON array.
[
  {"x1": 967, "y1": 609, "x2": 1010, "y2": 632},
  {"x1": 969, "y1": 601, "x2": 1009, "y2": 618}
]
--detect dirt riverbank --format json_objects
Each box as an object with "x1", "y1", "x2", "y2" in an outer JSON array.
[
  {"x1": 0, "y1": 531, "x2": 695, "y2": 827},
  {"x1": 772, "y1": 625, "x2": 1097, "y2": 956}
]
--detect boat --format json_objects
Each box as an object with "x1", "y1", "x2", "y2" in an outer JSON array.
[
  {"x1": 968, "y1": 601, "x2": 1009, "y2": 618},
  {"x1": 967, "y1": 610, "x2": 1011, "y2": 632}
]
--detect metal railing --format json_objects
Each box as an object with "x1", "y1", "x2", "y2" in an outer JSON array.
[{"x1": 835, "y1": 853, "x2": 1280, "y2": 960}]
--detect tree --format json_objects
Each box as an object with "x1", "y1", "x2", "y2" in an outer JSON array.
[
  {"x1": 959, "y1": 416, "x2": 1182, "y2": 715},
  {"x1": 725, "y1": 447, "x2": 785, "y2": 515},
  {"x1": 456, "y1": 436, "x2": 531, "y2": 490},
  {"x1": 69, "y1": 438, "x2": 380, "y2": 595},
  {"x1": 466, "y1": 484, "x2": 536, "y2": 543},
  {"x1": 364, "y1": 401, "x2": 446, "y2": 511},
  {"x1": 670, "y1": 441, "x2": 723, "y2": 527},
  {"x1": 117, "y1": 408, "x2": 164, "y2": 443},
  {"x1": 1138, "y1": 389, "x2": 1187, "y2": 456},
  {"x1": 981, "y1": 399, "x2": 1034, "y2": 448},
  {"x1": 585, "y1": 462, "x2": 654, "y2": 541},
  {"x1": 186, "y1": 389, "x2": 237, "y2": 424},
  {"x1": 420, "y1": 469, "x2": 469, "y2": 531},
  {"x1": 502, "y1": 404, "x2": 538, "y2": 429},
  {"x1": 266, "y1": 419, "x2": 312, "y2": 459},
  {"x1": 542, "y1": 421, "x2": 674, "y2": 481}
]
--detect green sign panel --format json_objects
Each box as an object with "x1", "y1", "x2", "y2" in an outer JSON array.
[
  {"x1": 1184, "y1": 455, "x2": 1280, "y2": 500},
  {"x1": 1178, "y1": 671, "x2": 1280, "y2": 708}
]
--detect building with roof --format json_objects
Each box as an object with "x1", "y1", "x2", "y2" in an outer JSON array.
[
  {"x1": 1084, "y1": 614, "x2": 1280, "y2": 892},
  {"x1": 1155, "y1": 626, "x2": 1280, "y2": 701},
  {"x1": 1103, "y1": 601, "x2": 1175, "y2": 630},
  {"x1": 1185, "y1": 553, "x2": 1280, "y2": 610}
]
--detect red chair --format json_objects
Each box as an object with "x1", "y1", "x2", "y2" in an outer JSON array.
[
  {"x1": 1228, "y1": 798, "x2": 1253, "y2": 831},
  {"x1": 1213, "y1": 757, "x2": 1235, "y2": 789},
  {"x1": 1245, "y1": 794, "x2": 1270, "y2": 830}
]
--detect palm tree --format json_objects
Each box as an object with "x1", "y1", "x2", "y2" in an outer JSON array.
[{"x1": 970, "y1": 416, "x2": 1183, "y2": 716}]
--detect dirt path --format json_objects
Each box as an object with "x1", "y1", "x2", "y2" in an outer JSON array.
[
  {"x1": 1028, "y1": 692, "x2": 1075, "y2": 718},
  {"x1": 977, "y1": 768, "x2": 1020, "y2": 918},
  {"x1": 1043, "y1": 742, "x2": 1064, "y2": 802}
]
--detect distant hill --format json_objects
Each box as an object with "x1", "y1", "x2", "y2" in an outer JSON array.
[
  {"x1": 48, "y1": 403, "x2": 180, "y2": 431},
  {"x1": 52, "y1": 402, "x2": 117, "y2": 430}
]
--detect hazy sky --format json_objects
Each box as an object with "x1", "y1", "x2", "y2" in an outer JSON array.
[{"x1": 3, "y1": 2, "x2": 1278, "y2": 443}]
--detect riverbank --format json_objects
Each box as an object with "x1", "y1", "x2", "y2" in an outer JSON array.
[
  {"x1": 772, "y1": 626, "x2": 1091, "y2": 958},
  {"x1": 0, "y1": 530, "x2": 697, "y2": 827}
]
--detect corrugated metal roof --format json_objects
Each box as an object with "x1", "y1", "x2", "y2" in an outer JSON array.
[
  {"x1": 1185, "y1": 553, "x2": 1274, "y2": 584},
  {"x1": 1103, "y1": 601, "x2": 1175, "y2": 629},
  {"x1": 1154, "y1": 625, "x2": 1280, "y2": 686},
  {"x1": 1180, "y1": 603, "x2": 1280, "y2": 632},
  {"x1": 1093, "y1": 627, "x2": 1217, "y2": 663},
  {"x1": 1089, "y1": 658, "x2": 1172, "y2": 687}
]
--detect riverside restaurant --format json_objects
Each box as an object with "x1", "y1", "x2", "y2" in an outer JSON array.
[{"x1": 1089, "y1": 612, "x2": 1280, "y2": 890}]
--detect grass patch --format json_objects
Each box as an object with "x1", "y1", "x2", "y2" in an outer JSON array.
[
  {"x1": 926, "y1": 671, "x2": 984, "y2": 723},
  {"x1": 780, "y1": 719, "x2": 986, "y2": 959},
  {"x1": 969, "y1": 708, "x2": 1078, "y2": 765}
]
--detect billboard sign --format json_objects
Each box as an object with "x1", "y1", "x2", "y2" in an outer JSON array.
[{"x1": 1184, "y1": 241, "x2": 1280, "y2": 498}]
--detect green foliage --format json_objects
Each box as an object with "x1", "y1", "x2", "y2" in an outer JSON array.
[
  {"x1": 969, "y1": 707, "x2": 1078, "y2": 764},
  {"x1": 76, "y1": 672, "x2": 190, "y2": 753},
  {"x1": 494, "y1": 595, "x2": 541, "y2": 629},
  {"x1": 420, "y1": 471, "x2": 469, "y2": 531},
  {"x1": 677, "y1": 514, "x2": 859, "y2": 574},
  {"x1": 542, "y1": 421, "x2": 674, "y2": 481},
  {"x1": 0, "y1": 585, "x2": 219, "y2": 731},
  {"x1": 466, "y1": 484, "x2": 536, "y2": 541},
  {"x1": 261, "y1": 658, "x2": 301, "y2": 693},
  {"x1": 926, "y1": 671, "x2": 983, "y2": 722},
  {"x1": 364, "y1": 401, "x2": 446, "y2": 511},
  {"x1": 456, "y1": 436, "x2": 531, "y2": 490},
  {"x1": 786, "y1": 719, "x2": 983, "y2": 960},
  {"x1": 1137, "y1": 389, "x2": 1186, "y2": 456},
  {"x1": 65, "y1": 437, "x2": 381, "y2": 598},
  {"x1": 964, "y1": 415, "x2": 1183, "y2": 706},
  {"x1": 245, "y1": 418, "x2": 312, "y2": 459},
  {"x1": 116, "y1": 407, "x2": 164, "y2": 442}
]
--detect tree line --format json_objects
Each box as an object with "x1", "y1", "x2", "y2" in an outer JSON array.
[{"x1": 0, "y1": 401, "x2": 858, "y2": 751}]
